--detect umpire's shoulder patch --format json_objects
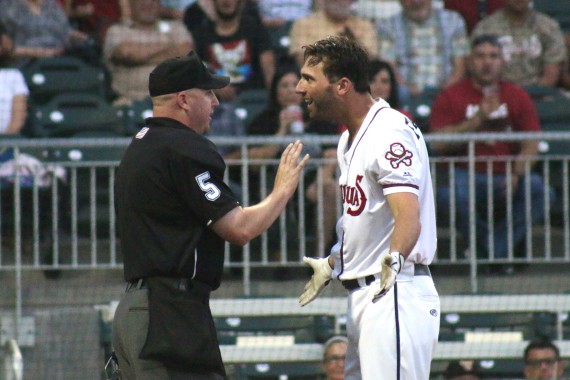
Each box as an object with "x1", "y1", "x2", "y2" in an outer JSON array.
[{"x1": 136, "y1": 127, "x2": 149, "y2": 139}]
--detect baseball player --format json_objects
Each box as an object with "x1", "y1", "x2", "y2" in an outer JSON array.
[{"x1": 296, "y1": 36, "x2": 440, "y2": 380}]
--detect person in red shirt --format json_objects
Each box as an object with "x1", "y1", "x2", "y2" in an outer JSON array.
[
  {"x1": 444, "y1": 0, "x2": 505, "y2": 33},
  {"x1": 429, "y1": 34, "x2": 552, "y2": 265}
]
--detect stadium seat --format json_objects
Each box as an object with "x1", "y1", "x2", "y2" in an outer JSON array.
[
  {"x1": 438, "y1": 311, "x2": 558, "y2": 342},
  {"x1": 213, "y1": 315, "x2": 335, "y2": 345},
  {"x1": 21, "y1": 56, "x2": 107, "y2": 105},
  {"x1": 232, "y1": 89, "x2": 269, "y2": 127},
  {"x1": 234, "y1": 362, "x2": 323, "y2": 380},
  {"x1": 476, "y1": 358, "x2": 524, "y2": 378},
  {"x1": 402, "y1": 87, "x2": 439, "y2": 133},
  {"x1": 534, "y1": 93, "x2": 570, "y2": 125},
  {"x1": 30, "y1": 93, "x2": 125, "y2": 137},
  {"x1": 533, "y1": 0, "x2": 570, "y2": 32},
  {"x1": 119, "y1": 96, "x2": 154, "y2": 135}
]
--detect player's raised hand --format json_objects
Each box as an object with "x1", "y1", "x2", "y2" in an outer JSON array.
[
  {"x1": 372, "y1": 252, "x2": 404, "y2": 303},
  {"x1": 273, "y1": 140, "x2": 310, "y2": 199},
  {"x1": 298, "y1": 257, "x2": 332, "y2": 306}
]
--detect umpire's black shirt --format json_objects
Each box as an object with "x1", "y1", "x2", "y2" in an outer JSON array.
[{"x1": 115, "y1": 117, "x2": 239, "y2": 290}]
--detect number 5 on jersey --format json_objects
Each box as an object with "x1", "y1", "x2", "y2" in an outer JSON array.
[{"x1": 196, "y1": 172, "x2": 221, "y2": 201}]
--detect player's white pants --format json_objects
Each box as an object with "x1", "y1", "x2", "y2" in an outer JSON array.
[{"x1": 344, "y1": 274, "x2": 440, "y2": 380}]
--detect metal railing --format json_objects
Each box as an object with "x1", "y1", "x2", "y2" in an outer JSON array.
[{"x1": 0, "y1": 132, "x2": 569, "y2": 329}]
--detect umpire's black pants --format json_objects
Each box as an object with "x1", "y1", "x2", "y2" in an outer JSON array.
[{"x1": 112, "y1": 286, "x2": 225, "y2": 380}]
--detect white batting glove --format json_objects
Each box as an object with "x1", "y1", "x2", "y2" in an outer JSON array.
[
  {"x1": 298, "y1": 257, "x2": 332, "y2": 307},
  {"x1": 372, "y1": 252, "x2": 404, "y2": 303}
]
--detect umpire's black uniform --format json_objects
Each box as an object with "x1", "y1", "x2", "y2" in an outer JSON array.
[{"x1": 113, "y1": 52, "x2": 236, "y2": 380}]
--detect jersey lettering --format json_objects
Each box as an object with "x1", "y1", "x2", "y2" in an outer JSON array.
[
  {"x1": 341, "y1": 175, "x2": 367, "y2": 216},
  {"x1": 195, "y1": 172, "x2": 221, "y2": 201},
  {"x1": 405, "y1": 117, "x2": 421, "y2": 140}
]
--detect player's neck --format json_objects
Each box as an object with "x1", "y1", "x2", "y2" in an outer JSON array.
[{"x1": 345, "y1": 95, "x2": 376, "y2": 144}]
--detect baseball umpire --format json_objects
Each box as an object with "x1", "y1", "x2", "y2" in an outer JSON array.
[
  {"x1": 297, "y1": 36, "x2": 440, "y2": 379},
  {"x1": 112, "y1": 51, "x2": 309, "y2": 379}
]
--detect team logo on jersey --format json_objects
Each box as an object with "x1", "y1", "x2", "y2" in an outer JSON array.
[
  {"x1": 340, "y1": 175, "x2": 367, "y2": 216},
  {"x1": 385, "y1": 142, "x2": 413, "y2": 169}
]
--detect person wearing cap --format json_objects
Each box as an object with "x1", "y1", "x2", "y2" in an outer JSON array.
[{"x1": 112, "y1": 50, "x2": 309, "y2": 379}]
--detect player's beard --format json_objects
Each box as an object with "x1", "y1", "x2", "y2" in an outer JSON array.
[{"x1": 308, "y1": 86, "x2": 338, "y2": 123}]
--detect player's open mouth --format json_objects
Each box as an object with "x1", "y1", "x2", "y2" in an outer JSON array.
[{"x1": 304, "y1": 99, "x2": 313, "y2": 106}]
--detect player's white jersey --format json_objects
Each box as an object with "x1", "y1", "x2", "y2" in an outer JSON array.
[{"x1": 332, "y1": 99, "x2": 437, "y2": 281}]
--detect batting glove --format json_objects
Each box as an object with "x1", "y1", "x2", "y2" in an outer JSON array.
[
  {"x1": 372, "y1": 252, "x2": 404, "y2": 303},
  {"x1": 298, "y1": 257, "x2": 332, "y2": 307}
]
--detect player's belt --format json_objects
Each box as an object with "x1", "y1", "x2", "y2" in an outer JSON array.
[{"x1": 341, "y1": 264, "x2": 431, "y2": 291}]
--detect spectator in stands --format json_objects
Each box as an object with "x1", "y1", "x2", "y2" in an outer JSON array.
[
  {"x1": 472, "y1": 0, "x2": 567, "y2": 88},
  {"x1": 289, "y1": 0, "x2": 378, "y2": 68},
  {"x1": 0, "y1": 26, "x2": 28, "y2": 135},
  {"x1": 0, "y1": 24, "x2": 14, "y2": 63},
  {"x1": 377, "y1": 0, "x2": 468, "y2": 103},
  {"x1": 560, "y1": 33, "x2": 570, "y2": 90},
  {"x1": 322, "y1": 336, "x2": 348, "y2": 380},
  {"x1": 247, "y1": 67, "x2": 337, "y2": 254},
  {"x1": 368, "y1": 59, "x2": 404, "y2": 111},
  {"x1": 443, "y1": 0, "x2": 505, "y2": 34},
  {"x1": 103, "y1": 0, "x2": 193, "y2": 104},
  {"x1": 444, "y1": 360, "x2": 481, "y2": 380},
  {"x1": 429, "y1": 34, "x2": 550, "y2": 265},
  {"x1": 190, "y1": 0, "x2": 274, "y2": 102},
  {"x1": 0, "y1": 0, "x2": 93, "y2": 67},
  {"x1": 183, "y1": 0, "x2": 261, "y2": 35},
  {"x1": 524, "y1": 339, "x2": 566, "y2": 380},
  {"x1": 58, "y1": 0, "x2": 122, "y2": 48}
]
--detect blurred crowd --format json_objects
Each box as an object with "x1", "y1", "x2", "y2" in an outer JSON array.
[{"x1": 1, "y1": 0, "x2": 569, "y2": 263}]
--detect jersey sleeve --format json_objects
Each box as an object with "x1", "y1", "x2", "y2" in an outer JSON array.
[
  {"x1": 370, "y1": 111, "x2": 425, "y2": 196},
  {"x1": 172, "y1": 141, "x2": 239, "y2": 226}
]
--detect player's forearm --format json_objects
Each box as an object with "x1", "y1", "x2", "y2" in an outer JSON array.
[{"x1": 387, "y1": 193, "x2": 421, "y2": 259}]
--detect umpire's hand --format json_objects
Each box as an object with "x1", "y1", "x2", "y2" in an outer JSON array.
[
  {"x1": 299, "y1": 257, "x2": 332, "y2": 306},
  {"x1": 273, "y1": 140, "x2": 310, "y2": 199},
  {"x1": 372, "y1": 252, "x2": 404, "y2": 303}
]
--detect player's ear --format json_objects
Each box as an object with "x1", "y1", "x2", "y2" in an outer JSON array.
[{"x1": 336, "y1": 77, "x2": 352, "y2": 96}]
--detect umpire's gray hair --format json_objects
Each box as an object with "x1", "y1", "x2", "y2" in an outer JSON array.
[{"x1": 323, "y1": 335, "x2": 349, "y2": 360}]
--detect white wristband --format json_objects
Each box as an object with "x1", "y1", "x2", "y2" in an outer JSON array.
[{"x1": 389, "y1": 252, "x2": 405, "y2": 274}]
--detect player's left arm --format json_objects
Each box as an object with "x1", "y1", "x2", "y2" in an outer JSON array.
[
  {"x1": 372, "y1": 191, "x2": 421, "y2": 302},
  {"x1": 387, "y1": 192, "x2": 421, "y2": 258}
]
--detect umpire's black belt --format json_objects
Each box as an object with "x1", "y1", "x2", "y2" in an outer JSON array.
[
  {"x1": 341, "y1": 264, "x2": 431, "y2": 291},
  {"x1": 126, "y1": 277, "x2": 210, "y2": 295}
]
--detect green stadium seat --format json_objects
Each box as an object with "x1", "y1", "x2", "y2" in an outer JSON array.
[
  {"x1": 119, "y1": 96, "x2": 154, "y2": 135},
  {"x1": 234, "y1": 362, "x2": 323, "y2": 380},
  {"x1": 402, "y1": 87, "x2": 439, "y2": 133},
  {"x1": 30, "y1": 93, "x2": 125, "y2": 137},
  {"x1": 533, "y1": 0, "x2": 570, "y2": 32},
  {"x1": 232, "y1": 89, "x2": 269, "y2": 127},
  {"x1": 533, "y1": 94, "x2": 570, "y2": 128},
  {"x1": 476, "y1": 358, "x2": 524, "y2": 378},
  {"x1": 22, "y1": 56, "x2": 107, "y2": 105},
  {"x1": 439, "y1": 311, "x2": 558, "y2": 342},
  {"x1": 214, "y1": 315, "x2": 335, "y2": 345}
]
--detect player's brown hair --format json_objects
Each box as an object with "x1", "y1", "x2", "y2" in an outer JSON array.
[{"x1": 302, "y1": 35, "x2": 370, "y2": 94}]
